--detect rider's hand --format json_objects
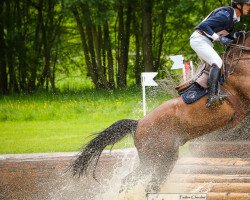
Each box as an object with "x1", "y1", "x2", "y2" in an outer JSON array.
[
  {"x1": 234, "y1": 31, "x2": 246, "y2": 38},
  {"x1": 219, "y1": 36, "x2": 233, "y2": 46}
]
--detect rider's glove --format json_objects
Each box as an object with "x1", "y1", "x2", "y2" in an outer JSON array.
[
  {"x1": 219, "y1": 36, "x2": 233, "y2": 46},
  {"x1": 234, "y1": 31, "x2": 246, "y2": 38}
]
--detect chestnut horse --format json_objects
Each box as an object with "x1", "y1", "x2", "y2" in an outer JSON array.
[{"x1": 72, "y1": 32, "x2": 250, "y2": 193}]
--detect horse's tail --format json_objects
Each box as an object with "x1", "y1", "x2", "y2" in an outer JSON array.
[{"x1": 72, "y1": 119, "x2": 138, "y2": 178}]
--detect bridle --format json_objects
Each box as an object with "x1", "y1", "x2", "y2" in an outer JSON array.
[
  {"x1": 222, "y1": 32, "x2": 250, "y2": 76},
  {"x1": 221, "y1": 32, "x2": 250, "y2": 115}
]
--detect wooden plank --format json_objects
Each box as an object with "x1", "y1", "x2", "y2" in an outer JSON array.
[
  {"x1": 168, "y1": 174, "x2": 250, "y2": 183},
  {"x1": 1, "y1": 151, "x2": 250, "y2": 199},
  {"x1": 172, "y1": 165, "x2": 250, "y2": 175},
  {"x1": 210, "y1": 183, "x2": 250, "y2": 193},
  {"x1": 177, "y1": 157, "x2": 250, "y2": 166},
  {"x1": 207, "y1": 192, "x2": 250, "y2": 200},
  {"x1": 161, "y1": 183, "x2": 250, "y2": 193},
  {"x1": 189, "y1": 141, "x2": 250, "y2": 157}
]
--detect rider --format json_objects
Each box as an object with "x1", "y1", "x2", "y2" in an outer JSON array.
[{"x1": 190, "y1": 0, "x2": 250, "y2": 108}]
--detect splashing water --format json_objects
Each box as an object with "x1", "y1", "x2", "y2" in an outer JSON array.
[
  {"x1": 45, "y1": 149, "x2": 151, "y2": 200},
  {"x1": 95, "y1": 150, "x2": 139, "y2": 200}
]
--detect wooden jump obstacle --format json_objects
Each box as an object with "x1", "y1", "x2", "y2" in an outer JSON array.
[
  {"x1": 164, "y1": 156, "x2": 250, "y2": 200},
  {"x1": 0, "y1": 147, "x2": 250, "y2": 200}
]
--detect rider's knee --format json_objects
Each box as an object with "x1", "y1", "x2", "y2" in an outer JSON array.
[{"x1": 213, "y1": 57, "x2": 223, "y2": 69}]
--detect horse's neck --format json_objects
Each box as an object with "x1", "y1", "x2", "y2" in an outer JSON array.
[
  {"x1": 245, "y1": 32, "x2": 250, "y2": 47},
  {"x1": 226, "y1": 33, "x2": 250, "y2": 108}
]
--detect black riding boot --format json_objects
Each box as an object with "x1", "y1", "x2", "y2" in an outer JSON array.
[{"x1": 206, "y1": 64, "x2": 221, "y2": 108}]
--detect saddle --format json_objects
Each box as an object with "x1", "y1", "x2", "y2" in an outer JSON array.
[
  {"x1": 175, "y1": 63, "x2": 225, "y2": 104},
  {"x1": 175, "y1": 63, "x2": 210, "y2": 93}
]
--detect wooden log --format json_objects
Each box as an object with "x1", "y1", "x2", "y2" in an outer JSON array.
[
  {"x1": 210, "y1": 183, "x2": 250, "y2": 193},
  {"x1": 161, "y1": 183, "x2": 250, "y2": 193},
  {"x1": 168, "y1": 174, "x2": 250, "y2": 183},
  {"x1": 207, "y1": 192, "x2": 250, "y2": 200},
  {"x1": 172, "y1": 164, "x2": 250, "y2": 175},
  {"x1": 177, "y1": 157, "x2": 250, "y2": 166},
  {"x1": 161, "y1": 181, "x2": 250, "y2": 193},
  {"x1": 189, "y1": 141, "x2": 250, "y2": 158}
]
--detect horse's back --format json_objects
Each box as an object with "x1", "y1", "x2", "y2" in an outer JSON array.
[{"x1": 136, "y1": 96, "x2": 235, "y2": 143}]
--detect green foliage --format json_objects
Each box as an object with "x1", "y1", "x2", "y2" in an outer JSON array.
[{"x1": 1, "y1": 0, "x2": 250, "y2": 94}]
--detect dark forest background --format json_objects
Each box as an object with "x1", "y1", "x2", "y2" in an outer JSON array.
[{"x1": 0, "y1": 0, "x2": 249, "y2": 94}]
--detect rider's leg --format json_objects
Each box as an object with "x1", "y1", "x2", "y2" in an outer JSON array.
[
  {"x1": 190, "y1": 33, "x2": 223, "y2": 68},
  {"x1": 190, "y1": 34, "x2": 225, "y2": 107},
  {"x1": 206, "y1": 64, "x2": 221, "y2": 108}
]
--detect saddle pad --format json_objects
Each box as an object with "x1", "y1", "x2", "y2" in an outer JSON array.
[
  {"x1": 175, "y1": 63, "x2": 210, "y2": 93},
  {"x1": 180, "y1": 83, "x2": 208, "y2": 104}
]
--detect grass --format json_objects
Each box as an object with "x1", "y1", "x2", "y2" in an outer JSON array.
[{"x1": 0, "y1": 86, "x2": 172, "y2": 154}]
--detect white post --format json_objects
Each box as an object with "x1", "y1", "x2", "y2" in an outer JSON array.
[
  {"x1": 142, "y1": 84, "x2": 146, "y2": 116},
  {"x1": 141, "y1": 72, "x2": 158, "y2": 116},
  {"x1": 190, "y1": 60, "x2": 194, "y2": 77},
  {"x1": 170, "y1": 55, "x2": 185, "y2": 80},
  {"x1": 182, "y1": 67, "x2": 186, "y2": 82}
]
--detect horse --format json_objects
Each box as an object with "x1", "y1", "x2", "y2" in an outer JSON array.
[{"x1": 72, "y1": 32, "x2": 250, "y2": 194}]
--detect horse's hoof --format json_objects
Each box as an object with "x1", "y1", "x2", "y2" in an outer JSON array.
[
  {"x1": 145, "y1": 181, "x2": 160, "y2": 193},
  {"x1": 119, "y1": 188, "x2": 124, "y2": 194}
]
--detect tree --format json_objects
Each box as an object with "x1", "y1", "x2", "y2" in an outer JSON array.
[
  {"x1": 1, "y1": 0, "x2": 249, "y2": 93},
  {"x1": 0, "y1": 0, "x2": 8, "y2": 94},
  {"x1": 141, "y1": 0, "x2": 154, "y2": 72},
  {"x1": 117, "y1": 0, "x2": 132, "y2": 87}
]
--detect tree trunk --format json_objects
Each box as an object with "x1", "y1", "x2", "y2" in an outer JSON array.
[
  {"x1": 80, "y1": 3, "x2": 101, "y2": 88},
  {"x1": 92, "y1": 25, "x2": 108, "y2": 88},
  {"x1": 155, "y1": 0, "x2": 167, "y2": 71},
  {"x1": 16, "y1": 0, "x2": 28, "y2": 91},
  {"x1": 29, "y1": 0, "x2": 43, "y2": 92},
  {"x1": 6, "y1": 1, "x2": 19, "y2": 93},
  {"x1": 38, "y1": 0, "x2": 63, "y2": 91},
  {"x1": 123, "y1": 1, "x2": 132, "y2": 84},
  {"x1": 104, "y1": 21, "x2": 115, "y2": 89},
  {"x1": 39, "y1": 25, "x2": 51, "y2": 90},
  {"x1": 133, "y1": 13, "x2": 142, "y2": 85},
  {"x1": 117, "y1": 1, "x2": 132, "y2": 88},
  {"x1": 142, "y1": 0, "x2": 154, "y2": 72},
  {"x1": 71, "y1": 6, "x2": 98, "y2": 88},
  {"x1": 117, "y1": 2, "x2": 126, "y2": 87},
  {"x1": 0, "y1": 0, "x2": 8, "y2": 94},
  {"x1": 38, "y1": 1, "x2": 52, "y2": 90},
  {"x1": 51, "y1": 40, "x2": 58, "y2": 92}
]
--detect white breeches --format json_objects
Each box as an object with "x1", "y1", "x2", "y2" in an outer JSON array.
[{"x1": 190, "y1": 31, "x2": 223, "y2": 68}]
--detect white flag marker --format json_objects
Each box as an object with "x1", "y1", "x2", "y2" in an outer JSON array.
[
  {"x1": 170, "y1": 55, "x2": 184, "y2": 70},
  {"x1": 141, "y1": 72, "x2": 158, "y2": 116}
]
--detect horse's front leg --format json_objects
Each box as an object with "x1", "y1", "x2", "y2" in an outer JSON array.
[
  {"x1": 145, "y1": 148, "x2": 179, "y2": 194},
  {"x1": 119, "y1": 164, "x2": 151, "y2": 194}
]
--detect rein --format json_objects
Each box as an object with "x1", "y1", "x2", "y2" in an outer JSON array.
[
  {"x1": 223, "y1": 32, "x2": 250, "y2": 76},
  {"x1": 229, "y1": 44, "x2": 250, "y2": 51}
]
